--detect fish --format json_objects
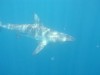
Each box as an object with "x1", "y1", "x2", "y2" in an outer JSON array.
[{"x1": 0, "y1": 14, "x2": 74, "y2": 55}]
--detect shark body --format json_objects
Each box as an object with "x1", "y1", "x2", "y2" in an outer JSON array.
[{"x1": 0, "y1": 14, "x2": 74, "y2": 55}]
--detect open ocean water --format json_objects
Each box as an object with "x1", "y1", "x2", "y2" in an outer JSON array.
[{"x1": 0, "y1": 0, "x2": 100, "y2": 75}]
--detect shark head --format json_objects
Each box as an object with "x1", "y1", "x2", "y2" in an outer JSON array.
[{"x1": 45, "y1": 30, "x2": 74, "y2": 42}]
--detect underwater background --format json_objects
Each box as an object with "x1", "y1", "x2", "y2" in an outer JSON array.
[{"x1": 0, "y1": 0, "x2": 100, "y2": 75}]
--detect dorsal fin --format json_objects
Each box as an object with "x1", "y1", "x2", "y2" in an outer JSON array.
[{"x1": 34, "y1": 14, "x2": 40, "y2": 24}]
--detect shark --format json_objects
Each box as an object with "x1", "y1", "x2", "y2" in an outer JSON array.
[{"x1": 0, "y1": 14, "x2": 74, "y2": 55}]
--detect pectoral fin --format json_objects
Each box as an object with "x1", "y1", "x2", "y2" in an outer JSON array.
[{"x1": 33, "y1": 40, "x2": 47, "y2": 55}]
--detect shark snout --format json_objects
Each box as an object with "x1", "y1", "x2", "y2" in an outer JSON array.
[{"x1": 64, "y1": 34, "x2": 74, "y2": 42}]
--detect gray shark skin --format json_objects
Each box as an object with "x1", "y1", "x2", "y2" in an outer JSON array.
[{"x1": 0, "y1": 14, "x2": 74, "y2": 55}]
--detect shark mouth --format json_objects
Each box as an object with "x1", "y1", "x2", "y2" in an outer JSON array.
[{"x1": 0, "y1": 14, "x2": 74, "y2": 55}]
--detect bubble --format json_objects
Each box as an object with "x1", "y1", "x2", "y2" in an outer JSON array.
[
  {"x1": 96, "y1": 44, "x2": 100, "y2": 48},
  {"x1": 51, "y1": 56, "x2": 55, "y2": 61}
]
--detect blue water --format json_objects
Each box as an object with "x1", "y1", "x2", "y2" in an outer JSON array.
[{"x1": 0, "y1": 0, "x2": 100, "y2": 75}]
